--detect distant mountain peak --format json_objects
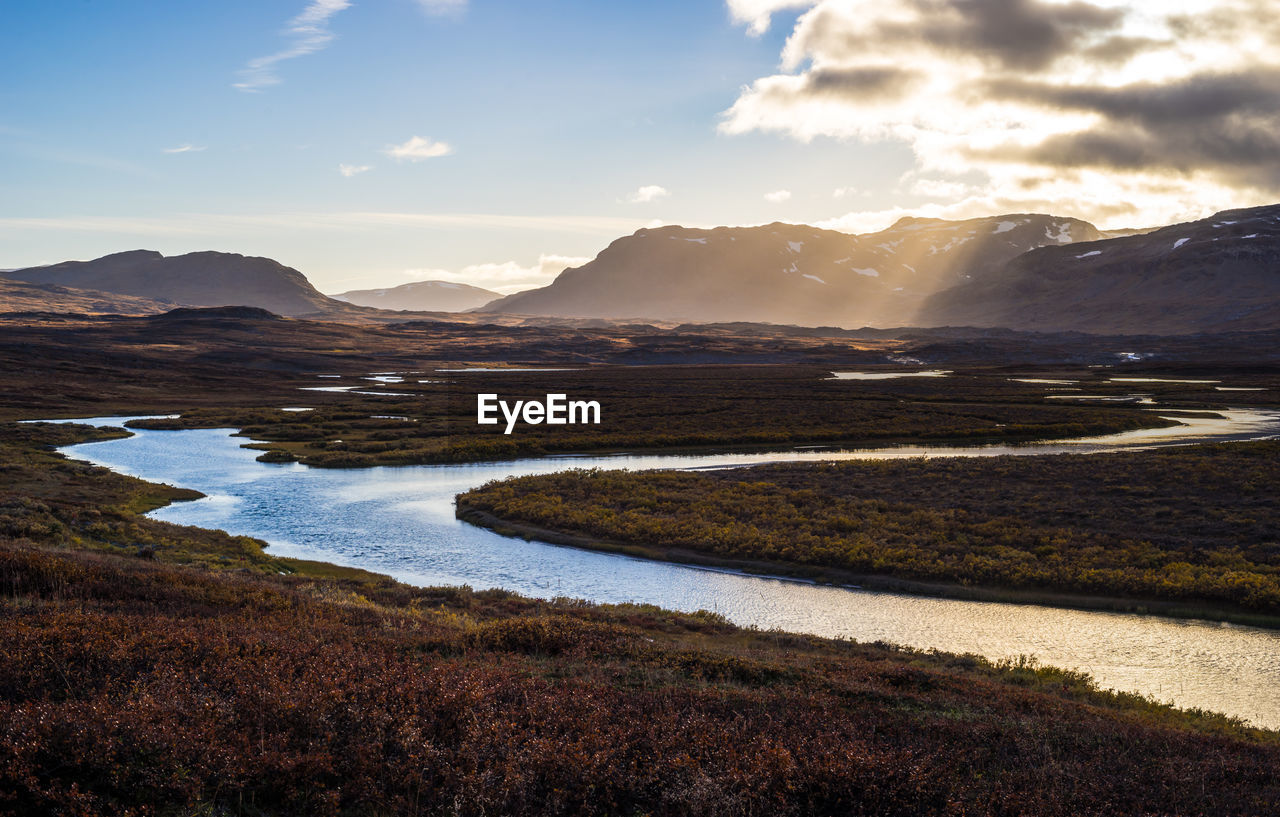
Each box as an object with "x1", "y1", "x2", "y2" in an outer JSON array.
[
  {"x1": 332, "y1": 279, "x2": 501, "y2": 313},
  {"x1": 98, "y1": 249, "x2": 164, "y2": 262}
]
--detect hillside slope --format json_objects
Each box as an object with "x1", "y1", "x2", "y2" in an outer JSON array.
[{"x1": 0, "y1": 278, "x2": 174, "y2": 316}]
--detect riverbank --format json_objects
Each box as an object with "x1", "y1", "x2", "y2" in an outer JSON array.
[
  {"x1": 457, "y1": 505, "x2": 1280, "y2": 630},
  {"x1": 4, "y1": 419, "x2": 1280, "y2": 815},
  {"x1": 457, "y1": 441, "x2": 1280, "y2": 627}
]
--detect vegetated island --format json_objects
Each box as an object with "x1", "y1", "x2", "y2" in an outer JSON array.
[
  {"x1": 125, "y1": 364, "x2": 1184, "y2": 467},
  {"x1": 458, "y1": 440, "x2": 1280, "y2": 627},
  {"x1": 2, "y1": 420, "x2": 1279, "y2": 816}
]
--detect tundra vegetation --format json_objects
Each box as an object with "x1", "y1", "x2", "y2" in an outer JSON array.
[
  {"x1": 4, "y1": 313, "x2": 1280, "y2": 813},
  {"x1": 459, "y1": 441, "x2": 1280, "y2": 624},
  {"x1": 2, "y1": 421, "x2": 1279, "y2": 816},
  {"x1": 128, "y1": 365, "x2": 1189, "y2": 467}
]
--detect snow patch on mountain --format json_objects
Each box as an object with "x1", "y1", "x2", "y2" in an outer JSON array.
[{"x1": 1046, "y1": 222, "x2": 1073, "y2": 243}]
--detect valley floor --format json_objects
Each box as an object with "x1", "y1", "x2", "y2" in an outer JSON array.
[
  {"x1": 4, "y1": 313, "x2": 1280, "y2": 813},
  {"x1": 2, "y1": 421, "x2": 1279, "y2": 816}
]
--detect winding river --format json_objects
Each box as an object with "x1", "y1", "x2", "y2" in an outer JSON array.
[{"x1": 52, "y1": 408, "x2": 1280, "y2": 729}]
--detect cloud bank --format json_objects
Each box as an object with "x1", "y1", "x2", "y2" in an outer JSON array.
[{"x1": 723, "y1": 0, "x2": 1280, "y2": 227}]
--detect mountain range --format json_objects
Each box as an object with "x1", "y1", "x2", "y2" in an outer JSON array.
[
  {"x1": 481, "y1": 204, "x2": 1279, "y2": 334},
  {"x1": 479, "y1": 214, "x2": 1108, "y2": 326},
  {"x1": 4, "y1": 204, "x2": 1277, "y2": 334}
]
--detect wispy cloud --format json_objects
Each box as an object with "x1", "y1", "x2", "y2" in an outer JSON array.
[
  {"x1": 385, "y1": 136, "x2": 454, "y2": 161},
  {"x1": 234, "y1": 0, "x2": 352, "y2": 92},
  {"x1": 764, "y1": 189, "x2": 792, "y2": 203},
  {"x1": 162, "y1": 144, "x2": 206, "y2": 154},
  {"x1": 339, "y1": 163, "x2": 373, "y2": 177},
  {"x1": 625, "y1": 185, "x2": 670, "y2": 203}
]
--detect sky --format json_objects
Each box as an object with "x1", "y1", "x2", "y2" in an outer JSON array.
[{"x1": 2, "y1": 0, "x2": 1277, "y2": 294}]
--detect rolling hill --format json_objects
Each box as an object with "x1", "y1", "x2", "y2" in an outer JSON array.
[
  {"x1": 332, "y1": 280, "x2": 500, "y2": 312},
  {"x1": 2, "y1": 250, "x2": 343, "y2": 317}
]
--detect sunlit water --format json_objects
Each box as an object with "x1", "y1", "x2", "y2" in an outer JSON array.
[
  {"x1": 828, "y1": 370, "x2": 951, "y2": 380},
  {"x1": 51, "y1": 409, "x2": 1280, "y2": 729}
]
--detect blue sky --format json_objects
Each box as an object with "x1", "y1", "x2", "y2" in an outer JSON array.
[{"x1": 3, "y1": 1, "x2": 1276, "y2": 292}]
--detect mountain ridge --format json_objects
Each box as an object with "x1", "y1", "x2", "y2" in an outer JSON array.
[
  {"x1": 920, "y1": 203, "x2": 1280, "y2": 334},
  {"x1": 480, "y1": 214, "x2": 1100, "y2": 326},
  {"x1": 2, "y1": 250, "x2": 342, "y2": 317}
]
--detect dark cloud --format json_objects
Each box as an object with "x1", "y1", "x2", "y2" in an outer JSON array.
[
  {"x1": 793, "y1": 0, "x2": 1124, "y2": 74},
  {"x1": 728, "y1": 0, "x2": 1280, "y2": 207},
  {"x1": 975, "y1": 69, "x2": 1280, "y2": 185},
  {"x1": 986, "y1": 71, "x2": 1280, "y2": 126},
  {"x1": 906, "y1": 0, "x2": 1124, "y2": 70},
  {"x1": 984, "y1": 117, "x2": 1280, "y2": 188},
  {"x1": 805, "y1": 66, "x2": 923, "y2": 100},
  {"x1": 1082, "y1": 35, "x2": 1168, "y2": 65},
  {"x1": 1167, "y1": 1, "x2": 1280, "y2": 42}
]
